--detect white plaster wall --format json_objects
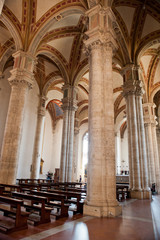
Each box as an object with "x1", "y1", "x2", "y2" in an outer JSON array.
[
  {"x1": 17, "y1": 82, "x2": 39, "y2": 178},
  {"x1": 40, "y1": 89, "x2": 63, "y2": 179},
  {"x1": 40, "y1": 112, "x2": 63, "y2": 177},
  {"x1": 41, "y1": 110, "x2": 54, "y2": 178},
  {"x1": 0, "y1": 68, "x2": 11, "y2": 155},
  {"x1": 49, "y1": 118, "x2": 63, "y2": 175},
  {"x1": 77, "y1": 122, "x2": 88, "y2": 182},
  {"x1": 121, "y1": 129, "x2": 129, "y2": 172}
]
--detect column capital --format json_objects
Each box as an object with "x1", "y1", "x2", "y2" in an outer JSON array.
[
  {"x1": 8, "y1": 50, "x2": 37, "y2": 89},
  {"x1": 122, "y1": 64, "x2": 144, "y2": 98},
  {"x1": 61, "y1": 84, "x2": 78, "y2": 111},
  {"x1": 38, "y1": 95, "x2": 47, "y2": 117},
  {"x1": 122, "y1": 80, "x2": 144, "y2": 97},
  {"x1": 84, "y1": 4, "x2": 118, "y2": 54}
]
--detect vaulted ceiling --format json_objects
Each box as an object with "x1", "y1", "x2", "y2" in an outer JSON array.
[{"x1": 0, "y1": 0, "x2": 160, "y2": 130}]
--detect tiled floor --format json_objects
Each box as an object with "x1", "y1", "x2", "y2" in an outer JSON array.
[{"x1": 0, "y1": 195, "x2": 160, "y2": 240}]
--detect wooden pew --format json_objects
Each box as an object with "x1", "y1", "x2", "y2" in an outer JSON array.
[
  {"x1": 31, "y1": 190, "x2": 69, "y2": 219},
  {"x1": 0, "y1": 195, "x2": 29, "y2": 233},
  {"x1": 66, "y1": 187, "x2": 87, "y2": 193},
  {"x1": 0, "y1": 184, "x2": 21, "y2": 196},
  {"x1": 0, "y1": 186, "x2": 4, "y2": 195},
  {"x1": 19, "y1": 183, "x2": 40, "y2": 193},
  {"x1": 11, "y1": 192, "x2": 53, "y2": 225},
  {"x1": 48, "y1": 189, "x2": 83, "y2": 214}
]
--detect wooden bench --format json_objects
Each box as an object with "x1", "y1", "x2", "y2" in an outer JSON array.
[
  {"x1": 11, "y1": 192, "x2": 53, "y2": 225},
  {"x1": 0, "y1": 186, "x2": 4, "y2": 195},
  {"x1": 48, "y1": 189, "x2": 83, "y2": 214},
  {"x1": 0, "y1": 195, "x2": 29, "y2": 233},
  {"x1": 0, "y1": 184, "x2": 21, "y2": 196},
  {"x1": 31, "y1": 190, "x2": 69, "y2": 219},
  {"x1": 19, "y1": 183, "x2": 40, "y2": 193}
]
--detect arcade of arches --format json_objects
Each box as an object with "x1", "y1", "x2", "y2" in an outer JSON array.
[{"x1": 0, "y1": 0, "x2": 160, "y2": 220}]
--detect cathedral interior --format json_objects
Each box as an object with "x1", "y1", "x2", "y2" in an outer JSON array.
[{"x1": 0, "y1": 0, "x2": 160, "y2": 239}]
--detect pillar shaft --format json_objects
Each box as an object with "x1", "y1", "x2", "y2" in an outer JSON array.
[
  {"x1": 144, "y1": 123, "x2": 156, "y2": 183},
  {"x1": 31, "y1": 96, "x2": 46, "y2": 179},
  {"x1": 136, "y1": 94, "x2": 149, "y2": 191},
  {"x1": 59, "y1": 85, "x2": 77, "y2": 182},
  {"x1": 115, "y1": 132, "x2": 121, "y2": 175},
  {"x1": 67, "y1": 109, "x2": 75, "y2": 181},
  {"x1": 127, "y1": 93, "x2": 141, "y2": 190},
  {"x1": 122, "y1": 65, "x2": 150, "y2": 199},
  {"x1": 72, "y1": 120, "x2": 79, "y2": 182},
  {"x1": 0, "y1": 50, "x2": 35, "y2": 184},
  {"x1": 59, "y1": 109, "x2": 69, "y2": 182},
  {"x1": 143, "y1": 103, "x2": 160, "y2": 192},
  {"x1": 83, "y1": 4, "x2": 121, "y2": 217},
  {"x1": 152, "y1": 124, "x2": 160, "y2": 192}
]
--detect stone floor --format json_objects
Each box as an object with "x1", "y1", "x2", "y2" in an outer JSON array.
[{"x1": 0, "y1": 195, "x2": 160, "y2": 240}]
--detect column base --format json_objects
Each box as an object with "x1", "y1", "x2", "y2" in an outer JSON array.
[
  {"x1": 143, "y1": 190, "x2": 152, "y2": 199},
  {"x1": 130, "y1": 190, "x2": 151, "y2": 199},
  {"x1": 83, "y1": 203, "x2": 122, "y2": 217}
]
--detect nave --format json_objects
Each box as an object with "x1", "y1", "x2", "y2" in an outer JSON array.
[{"x1": 0, "y1": 195, "x2": 160, "y2": 240}]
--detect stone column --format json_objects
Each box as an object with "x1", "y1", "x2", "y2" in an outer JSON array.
[
  {"x1": 122, "y1": 64, "x2": 150, "y2": 199},
  {"x1": 59, "y1": 84, "x2": 77, "y2": 182},
  {"x1": 152, "y1": 123, "x2": 160, "y2": 193},
  {"x1": 0, "y1": 50, "x2": 35, "y2": 184},
  {"x1": 115, "y1": 131, "x2": 121, "y2": 175},
  {"x1": 72, "y1": 118, "x2": 79, "y2": 182},
  {"x1": 30, "y1": 95, "x2": 46, "y2": 179},
  {"x1": 83, "y1": 5, "x2": 121, "y2": 217},
  {"x1": 135, "y1": 77, "x2": 150, "y2": 197},
  {"x1": 143, "y1": 103, "x2": 160, "y2": 193}
]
